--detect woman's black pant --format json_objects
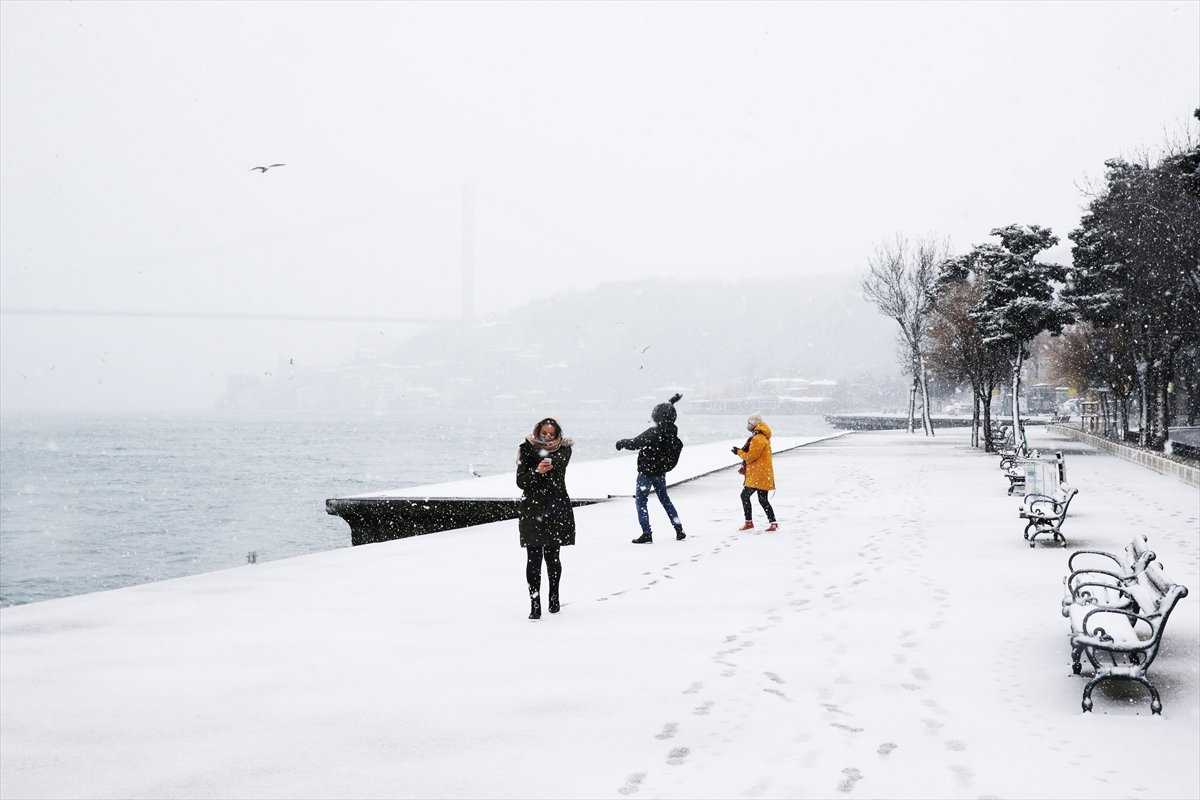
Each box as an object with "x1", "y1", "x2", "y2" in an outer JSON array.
[
  {"x1": 526, "y1": 544, "x2": 562, "y2": 598},
  {"x1": 740, "y1": 487, "x2": 775, "y2": 522}
]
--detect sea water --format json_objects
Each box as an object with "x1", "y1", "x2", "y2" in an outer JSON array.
[{"x1": 0, "y1": 410, "x2": 834, "y2": 607}]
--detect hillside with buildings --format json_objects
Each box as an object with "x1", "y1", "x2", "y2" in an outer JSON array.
[{"x1": 218, "y1": 277, "x2": 907, "y2": 414}]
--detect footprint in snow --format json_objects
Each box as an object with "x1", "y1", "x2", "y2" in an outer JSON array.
[
  {"x1": 837, "y1": 767, "x2": 864, "y2": 793},
  {"x1": 667, "y1": 746, "x2": 690, "y2": 766},
  {"x1": 655, "y1": 722, "x2": 679, "y2": 740},
  {"x1": 617, "y1": 772, "x2": 646, "y2": 795}
]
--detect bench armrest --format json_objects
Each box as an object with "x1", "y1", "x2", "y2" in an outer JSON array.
[
  {"x1": 1021, "y1": 494, "x2": 1063, "y2": 520},
  {"x1": 1067, "y1": 549, "x2": 1121, "y2": 573},
  {"x1": 1071, "y1": 581, "x2": 1136, "y2": 608},
  {"x1": 1073, "y1": 608, "x2": 1157, "y2": 652},
  {"x1": 1066, "y1": 568, "x2": 1125, "y2": 590}
]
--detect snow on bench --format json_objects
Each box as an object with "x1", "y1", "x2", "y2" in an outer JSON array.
[
  {"x1": 1065, "y1": 555, "x2": 1189, "y2": 714},
  {"x1": 1019, "y1": 484, "x2": 1078, "y2": 547},
  {"x1": 1060, "y1": 533, "x2": 1156, "y2": 617}
]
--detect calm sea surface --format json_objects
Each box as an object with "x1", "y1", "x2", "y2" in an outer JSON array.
[{"x1": 0, "y1": 410, "x2": 834, "y2": 607}]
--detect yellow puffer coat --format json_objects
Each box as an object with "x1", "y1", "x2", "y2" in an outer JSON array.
[{"x1": 736, "y1": 423, "x2": 775, "y2": 491}]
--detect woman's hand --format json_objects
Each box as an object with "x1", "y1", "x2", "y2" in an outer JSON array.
[{"x1": 536, "y1": 458, "x2": 554, "y2": 474}]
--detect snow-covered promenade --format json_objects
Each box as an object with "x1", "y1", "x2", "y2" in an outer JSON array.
[{"x1": 2, "y1": 427, "x2": 1197, "y2": 800}]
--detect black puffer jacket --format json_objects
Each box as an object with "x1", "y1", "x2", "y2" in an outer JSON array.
[
  {"x1": 616, "y1": 394, "x2": 683, "y2": 475},
  {"x1": 616, "y1": 419, "x2": 680, "y2": 475},
  {"x1": 515, "y1": 440, "x2": 575, "y2": 547}
]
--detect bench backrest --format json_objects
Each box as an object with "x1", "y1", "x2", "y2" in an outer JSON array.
[
  {"x1": 1127, "y1": 533, "x2": 1152, "y2": 562},
  {"x1": 1139, "y1": 562, "x2": 1180, "y2": 602},
  {"x1": 1141, "y1": 583, "x2": 1189, "y2": 654}
]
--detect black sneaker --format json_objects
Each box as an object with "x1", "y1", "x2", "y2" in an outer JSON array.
[{"x1": 631, "y1": 533, "x2": 653, "y2": 544}]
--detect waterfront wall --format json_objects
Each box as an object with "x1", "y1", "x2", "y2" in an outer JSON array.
[{"x1": 1050, "y1": 425, "x2": 1199, "y2": 487}]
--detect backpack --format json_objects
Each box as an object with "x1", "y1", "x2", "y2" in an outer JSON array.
[{"x1": 662, "y1": 434, "x2": 683, "y2": 472}]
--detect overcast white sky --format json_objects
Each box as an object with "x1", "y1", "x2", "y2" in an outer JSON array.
[{"x1": 1, "y1": 1, "x2": 1197, "y2": 412}]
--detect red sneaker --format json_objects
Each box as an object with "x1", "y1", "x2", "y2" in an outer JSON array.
[
  {"x1": 766, "y1": 522, "x2": 779, "y2": 532},
  {"x1": 738, "y1": 521, "x2": 754, "y2": 531}
]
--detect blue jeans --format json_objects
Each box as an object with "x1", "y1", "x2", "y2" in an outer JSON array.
[{"x1": 635, "y1": 473, "x2": 680, "y2": 534}]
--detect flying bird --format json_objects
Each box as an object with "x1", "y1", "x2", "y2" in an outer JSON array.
[
  {"x1": 469, "y1": 464, "x2": 482, "y2": 478},
  {"x1": 250, "y1": 164, "x2": 286, "y2": 173}
]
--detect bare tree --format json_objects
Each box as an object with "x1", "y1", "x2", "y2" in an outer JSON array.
[
  {"x1": 862, "y1": 234, "x2": 948, "y2": 435},
  {"x1": 927, "y1": 278, "x2": 1008, "y2": 450}
]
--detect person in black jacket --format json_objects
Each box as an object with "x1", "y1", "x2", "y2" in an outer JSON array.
[
  {"x1": 615, "y1": 393, "x2": 686, "y2": 544},
  {"x1": 515, "y1": 417, "x2": 575, "y2": 619}
]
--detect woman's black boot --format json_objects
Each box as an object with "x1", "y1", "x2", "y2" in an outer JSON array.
[
  {"x1": 548, "y1": 594, "x2": 560, "y2": 614},
  {"x1": 529, "y1": 595, "x2": 542, "y2": 620}
]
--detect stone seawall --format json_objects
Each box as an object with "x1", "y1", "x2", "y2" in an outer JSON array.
[{"x1": 1050, "y1": 425, "x2": 1199, "y2": 487}]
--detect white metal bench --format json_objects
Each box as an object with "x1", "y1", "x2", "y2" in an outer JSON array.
[
  {"x1": 1019, "y1": 485, "x2": 1078, "y2": 547},
  {"x1": 1066, "y1": 559, "x2": 1189, "y2": 714}
]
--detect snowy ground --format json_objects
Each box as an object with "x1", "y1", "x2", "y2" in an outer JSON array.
[{"x1": 1, "y1": 427, "x2": 1197, "y2": 800}]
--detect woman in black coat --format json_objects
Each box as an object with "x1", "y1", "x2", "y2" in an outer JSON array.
[{"x1": 515, "y1": 417, "x2": 575, "y2": 619}]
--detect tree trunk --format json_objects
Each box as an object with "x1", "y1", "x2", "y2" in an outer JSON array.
[
  {"x1": 1154, "y1": 353, "x2": 1172, "y2": 451},
  {"x1": 907, "y1": 380, "x2": 917, "y2": 434},
  {"x1": 1011, "y1": 345, "x2": 1024, "y2": 453},
  {"x1": 917, "y1": 353, "x2": 934, "y2": 437},
  {"x1": 971, "y1": 387, "x2": 981, "y2": 448},
  {"x1": 980, "y1": 384, "x2": 995, "y2": 452},
  {"x1": 1136, "y1": 358, "x2": 1150, "y2": 447}
]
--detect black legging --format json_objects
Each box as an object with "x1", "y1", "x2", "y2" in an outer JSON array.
[
  {"x1": 740, "y1": 487, "x2": 775, "y2": 522},
  {"x1": 526, "y1": 544, "x2": 562, "y2": 598}
]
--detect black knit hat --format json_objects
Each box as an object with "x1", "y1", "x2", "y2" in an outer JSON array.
[{"x1": 651, "y1": 393, "x2": 683, "y2": 423}]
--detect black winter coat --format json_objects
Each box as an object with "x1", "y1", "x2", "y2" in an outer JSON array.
[
  {"x1": 515, "y1": 440, "x2": 576, "y2": 547},
  {"x1": 616, "y1": 419, "x2": 679, "y2": 475}
]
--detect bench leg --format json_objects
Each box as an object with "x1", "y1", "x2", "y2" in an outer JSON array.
[{"x1": 1081, "y1": 673, "x2": 1163, "y2": 714}]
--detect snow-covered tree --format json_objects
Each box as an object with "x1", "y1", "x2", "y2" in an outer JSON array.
[
  {"x1": 940, "y1": 225, "x2": 1072, "y2": 448},
  {"x1": 861, "y1": 234, "x2": 948, "y2": 435},
  {"x1": 1064, "y1": 127, "x2": 1200, "y2": 445},
  {"x1": 928, "y1": 272, "x2": 1010, "y2": 450}
]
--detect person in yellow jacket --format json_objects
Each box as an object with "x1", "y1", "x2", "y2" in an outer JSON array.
[{"x1": 732, "y1": 414, "x2": 778, "y2": 531}]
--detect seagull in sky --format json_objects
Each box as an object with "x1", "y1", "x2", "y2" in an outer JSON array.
[
  {"x1": 250, "y1": 164, "x2": 286, "y2": 173},
  {"x1": 469, "y1": 464, "x2": 482, "y2": 478}
]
